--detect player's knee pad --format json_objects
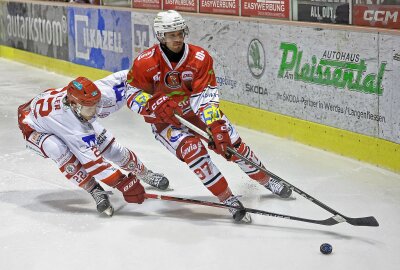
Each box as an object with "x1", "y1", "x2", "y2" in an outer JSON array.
[
  {"x1": 58, "y1": 155, "x2": 92, "y2": 187},
  {"x1": 232, "y1": 141, "x2": 267, "y2": 181},
  {"x1": 177, "y1": 137, "x2": 208, "y2": 164},
  {"x1": 106, "y1": 143, "x2": 144, "y2": 174}
]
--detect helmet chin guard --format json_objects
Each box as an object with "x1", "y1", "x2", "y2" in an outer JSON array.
[{"x1": 153, "y1": 10, "x2": 189, "y2": 43}]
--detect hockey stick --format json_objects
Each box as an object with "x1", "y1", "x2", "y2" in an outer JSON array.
[
  {"x1": 145, "y1": 193, "x2": 343, "y2": 226},
  {"x1": 175, "y1": 114, "x2": 379, "y2": 227}
]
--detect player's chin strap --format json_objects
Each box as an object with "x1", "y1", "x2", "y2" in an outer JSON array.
[{"x1": 174, "y1": 114, "x2": 379, "y2": 227}]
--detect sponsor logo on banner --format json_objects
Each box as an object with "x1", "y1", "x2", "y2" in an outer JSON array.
[
  {"x1": 245, "y1": 83, "x2": 268, "y2": 95},
  {"x1": 68, "y1": 7, "x2": 132, "y2": 71},
  {"x1": 247, "y1": 39, "x2": 265, "y2": 79},
  {"x1": 241, "y1": 0, "x2": 289, "y2": 19},
  {"x1": 394, "y1": 52, "x2": 400, "y2": 61},
  {"x1": 353, "y1": 4, "x2": 400, "y2": 29},
  {"x1": 3, "y1": 2, "x2": 68, "y2": 60},
  {"x1": 6, "y1": 14, "x2": 67, "y2": 47},
  {"x1": 73, "y1": 14, "x2": 123, "y2": 60},
  {"x1": 277, "y1": 42, "x2": 387, "y2": 95},
  {"x1": 200, "y1": 0, "x2": 239, "y2": 15},
  {"x1": 133, "y1": 24, "x2": 150, "y2": 56},
  {"x1": 216, "y1": 76, "x2": 238, "y2": 89},
  {"x1": 163, "y1": 0, "x2": 198, "y2": 12},
  {"x1": 133, "y1": 0, "x2": 162, "y2": 9},
  {"x1": 296, "y1": 0, "x2": 350, "y2": 24}
]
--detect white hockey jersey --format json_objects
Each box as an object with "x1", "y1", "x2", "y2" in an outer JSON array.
[
  {"x1": 24, "y1": 88, "x2": 122, "y2": 185},
  {"x1": 95, "y1": 70, "x2": 128, "y2": 118}
]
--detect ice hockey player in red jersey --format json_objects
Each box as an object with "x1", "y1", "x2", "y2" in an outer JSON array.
[
  {"x1": 17, "y1": 77, "x2": 158, "y2": 216},
  {"x1": 126, "y1": 10, "x2": 292, "y2": 223}
]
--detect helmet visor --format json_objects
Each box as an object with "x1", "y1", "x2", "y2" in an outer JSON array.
[{"x1": 79, "y1": 104, "x2": 97, "y2": 120}]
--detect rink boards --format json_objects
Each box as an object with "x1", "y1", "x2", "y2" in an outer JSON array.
[{"x1": 0, "y1": 1, "x2": 399, "y2": 172}]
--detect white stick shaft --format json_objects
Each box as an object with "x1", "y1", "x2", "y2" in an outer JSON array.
[{"x1": 175, "y1": 114, "x2": 210, "y2": 138}]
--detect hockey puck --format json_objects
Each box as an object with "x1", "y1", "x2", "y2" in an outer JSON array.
[{"x1": 320, "y1": 243, "x2": 333, "y2": 254}]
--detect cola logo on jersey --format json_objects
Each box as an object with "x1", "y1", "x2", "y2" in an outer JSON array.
[{"x1": 164, "y1": 71, "x2": 182, "y2": 89}]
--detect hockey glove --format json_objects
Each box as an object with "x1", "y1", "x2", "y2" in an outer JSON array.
[
  {"x1": 116, "y1": 173, "x2": 145, "y2": 204},
  {"x1": 145, "y1": 93, "x2": 182, "y2": 126},
  {"x1": 207, "y1": 120, "x2": 233, "y2": 160}
]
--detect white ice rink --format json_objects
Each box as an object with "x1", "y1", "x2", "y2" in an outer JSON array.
[{"x1": 1, "y1": 58, "x2": 399, "y2": 270}]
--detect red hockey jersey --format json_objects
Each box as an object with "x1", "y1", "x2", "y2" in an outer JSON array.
[{"x1": 126, "y1": 43, "x2": 221, "y2": 126}]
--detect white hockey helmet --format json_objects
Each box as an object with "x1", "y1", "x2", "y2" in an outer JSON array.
[{"x1": 153, "y1": 10, "x2": 189, "y2": 42}]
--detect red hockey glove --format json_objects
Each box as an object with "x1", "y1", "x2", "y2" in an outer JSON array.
[
  {"x1": 145, "y1": 93, "x2": 182, "y2": 126},
  {"x1": 115, "y1": 173, "x2": 145, "y2": 204},
  {"x1": 207, "y1": 120, "x2": 233, "y2": 159}
]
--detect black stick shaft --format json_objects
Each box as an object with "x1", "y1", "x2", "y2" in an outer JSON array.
[
  {"x1": 175, "y1": 115, "x2": 379, "y2": 227},
  {"x1": 145, "y1": 193, "x2": 341, "y2": 226}
]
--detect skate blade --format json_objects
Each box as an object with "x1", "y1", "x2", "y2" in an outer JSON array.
[
  {"x1": 103, "y1": 205, "x2": 114, "y2": 217},
  {"x1": 145, "y1": 186, "x2": 174, "y2": 192},
  {"x1": 241, "y1": 213, "x2": 252, "y2": 224}
]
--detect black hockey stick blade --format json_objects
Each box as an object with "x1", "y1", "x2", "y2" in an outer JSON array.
[{"x1": 345, "y1": 216, "x2": 379, "y2": 227}]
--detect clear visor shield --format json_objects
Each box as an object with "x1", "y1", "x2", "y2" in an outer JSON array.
[
  {"x1": 75, "y1": 104, "x2": 97, "y2": 120},
  {"x1": 164, "y1": 30, "x2": 186, "y2": 42}
]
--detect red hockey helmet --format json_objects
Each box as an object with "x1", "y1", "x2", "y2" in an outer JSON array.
[
  {"x1": 67, "y1": 77, "x2": 101, "y2": 106},
  {"x1": 67, "y1": 77, "x2": 101, "y2": 120}
]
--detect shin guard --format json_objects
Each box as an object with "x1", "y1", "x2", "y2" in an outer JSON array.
[{"x1": 178, "y1": 137, "x2": 232, "y2": 200}]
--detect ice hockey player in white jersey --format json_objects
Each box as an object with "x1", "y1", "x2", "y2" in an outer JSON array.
[{"x1": 17, "y1": 77, "x2": 160, "y2": 216}]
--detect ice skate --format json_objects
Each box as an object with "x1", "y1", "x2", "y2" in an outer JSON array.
[
  {"x1": 137, "y1": 169, "x2": 169, "y2": 190},
  {"x1": 223, "y1": 196, "x2": 252, "y2": 223},
  {"x1": 89, "y1": 183, "x2": 114, "y2": 217},
  {"x1": 265, "y1": 178, "x2": 292, "y2": 198}
]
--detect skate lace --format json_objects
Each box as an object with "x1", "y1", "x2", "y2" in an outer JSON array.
[
  {"x1": 137, "y1": 170, "x2": 165, "y2": 187},
  {"x1": 90, "y1": 189, "x2": 113, "y2": 205},
  {"x1": 223, "y1": 195, "x2": 243, "y2": 215},
  {"x1": 267, "y1": 178, "x2": 284, "y2": 194}
]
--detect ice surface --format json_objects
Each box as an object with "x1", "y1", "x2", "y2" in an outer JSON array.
[{"x1": 1, "y1": 58, "x2": 399, "y2": 270}]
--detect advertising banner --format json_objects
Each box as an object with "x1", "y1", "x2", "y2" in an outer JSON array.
[
  {"x1": 200, "y1": 0, "x2": 239, "y2": 15},
  {"x1": 68, "y1": 7, "x2": 132, "y2": 72},
  {"x1": 132, "y1": 0, "x2": 162, "y2": 9},
  {"x1": 0, "y1": 1, "x2": 5, "y2": 45},
  {"x1": 187, "y1": 16, "x2": 399, "y2": 143},
  {"x1": 241, "y1": 0, "x2": 290, "y2": 19},
  {"x1": 131, "y1": 12, "x2": 158, "y2": 59},
  {"x1": 353, "y1": 3, "x2": 400, "y2": 29},
  {"x1": 2, "y1": 2, "x2": 68, "y2": 60},
  {"x1": 163, "y1": 0, "x2": 198, "y2": 12},
  {"x1": 295, "y1": 0, "x2": 350, "y2": 24}
]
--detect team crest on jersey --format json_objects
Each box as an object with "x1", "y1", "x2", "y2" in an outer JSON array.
[
  {"x1": 166, "y1": 126, "x2": 184, "y2": 143},
  {"x1": 81, "y1": 134, "x2": 97, "y2": 148},
  {"x1": 164, "y1": 71, "x2": 182, "y2": 89},
  {"x1": 65, "y1": 163, "x2": 77, "y2": 175}
]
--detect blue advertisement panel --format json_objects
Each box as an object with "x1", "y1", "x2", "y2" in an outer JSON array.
[{"x1": 68, "y1": 7, "x2": 132, "y2": 72}]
